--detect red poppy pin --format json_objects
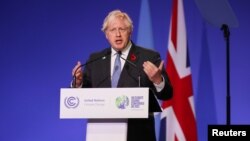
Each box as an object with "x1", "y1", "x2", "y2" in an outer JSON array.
[{"x1": 130, "y1": 53, "x2": 136, "y2": 62}]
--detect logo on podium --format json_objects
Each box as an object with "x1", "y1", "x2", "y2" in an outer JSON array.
[
  {"x1": 64, "y1": 96, "x2": 79, "y2": 108},
  {"x1": 115, "y1": 95, "x2": 129, "y2": 109}
]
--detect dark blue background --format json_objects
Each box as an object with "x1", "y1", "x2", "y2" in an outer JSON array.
[{"x1": 1, "y1": 0, "x2": 249, "y2": 141}]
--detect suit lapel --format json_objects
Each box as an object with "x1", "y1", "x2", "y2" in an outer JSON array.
[
  {"x1": 103, "y1": 54, "x2": 111, "y2": 87},
  {"x1": 95, "y1": 49, "x2": 111, "y2": 87},
  {"x1": 118, "y1": 44, "x2": 141, "y2": 87}
]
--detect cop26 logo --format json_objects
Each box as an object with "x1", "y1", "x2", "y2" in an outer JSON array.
[
  {"x1": 115, "y1": 95, "x2": 129, "y2": 109},
  {"x1": 64, "y1": 96, "x2": 79, "y2": 108}
]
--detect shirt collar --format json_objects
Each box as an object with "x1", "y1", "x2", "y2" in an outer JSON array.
[{"x1": 111, "y1": 41, "x2": 132, "y2": 57}]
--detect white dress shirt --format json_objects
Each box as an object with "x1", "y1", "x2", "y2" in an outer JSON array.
[
  {"x1": 110, "y1": 42, "x2": 132, "y2": 79},
  {"x1": 110, "y1": 41, "x2": 165, "y2": 92}
]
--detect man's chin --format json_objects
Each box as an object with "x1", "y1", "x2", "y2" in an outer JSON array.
[{"x1": 113, "y1": 46, "x2": 124, "y2": 51}]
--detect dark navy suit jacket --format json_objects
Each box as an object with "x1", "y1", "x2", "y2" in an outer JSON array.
[{"x1": 82, "y1": 42, "x2": 173, "y2": 141}]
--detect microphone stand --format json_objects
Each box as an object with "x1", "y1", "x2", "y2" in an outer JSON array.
[
  {"x1": 221, "y1": 24, "x2": 231, "y2": 125},
  {"x1": 119, "y1": 54, "x2": 141, "y2": 87},
  {"x1": 72, "y1": 51, "x2": 111, "y2": 88}
]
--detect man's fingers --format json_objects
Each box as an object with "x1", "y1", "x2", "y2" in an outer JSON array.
[
  {"x1": 72, "y1": 61, "x2": 82, "y2": 75},
  {"x1": 158, "y1": 60, "x2": 164, "y2": 71}
]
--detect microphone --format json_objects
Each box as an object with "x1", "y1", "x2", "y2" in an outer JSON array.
[
  {"x1": 117, "y1": 51, "x2": 162, "y2": 87},
  {"x1": 73, "y1": 50, "x2": 111, "y2": 88},
  {"x1": 117, "y1": 51, "x2": 142, "y2": 87}
]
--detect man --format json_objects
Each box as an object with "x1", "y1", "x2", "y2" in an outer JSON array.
[{"x1": 72, "y1": 9, "x2": 173, "y2": 141}]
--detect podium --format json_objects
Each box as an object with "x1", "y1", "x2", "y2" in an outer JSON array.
[{"x1": 60, "y1": 88, "x2": 149, "y2": 141}]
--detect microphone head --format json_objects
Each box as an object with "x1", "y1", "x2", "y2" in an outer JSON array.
[{"x1": 102, "y1": 50, "x2": 112, "y2": 60}]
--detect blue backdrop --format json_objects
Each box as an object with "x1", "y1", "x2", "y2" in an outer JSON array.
[{"x1": 1, "y1": 0, "x2": 250, "y2": 141}]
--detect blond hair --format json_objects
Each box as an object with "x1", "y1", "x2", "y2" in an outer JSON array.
[{"x1": 101, "y1": 9, "x2": 133, "y2": 33}]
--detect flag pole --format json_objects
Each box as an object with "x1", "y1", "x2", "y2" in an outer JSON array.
[{"x1": 221, "y1": 24, "x2": 231, "y2": 125}]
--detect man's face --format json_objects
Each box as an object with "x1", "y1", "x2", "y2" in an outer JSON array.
[{"x1": 105, "y1": 17, "x2": 131, "y2": 51}]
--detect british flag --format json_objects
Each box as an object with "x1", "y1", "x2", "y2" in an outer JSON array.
[{"x1": 159, "y1": 0, "x2": 198, "y2": 140}]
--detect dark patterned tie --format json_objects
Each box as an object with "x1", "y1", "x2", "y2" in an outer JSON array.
[{"x1": 111, "y1": 53, "x2": 121, "y2": 87}]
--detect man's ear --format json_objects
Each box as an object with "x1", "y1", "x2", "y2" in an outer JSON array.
[{"x1": 105, "y1": 33, "x2": 109, "y2": 40}]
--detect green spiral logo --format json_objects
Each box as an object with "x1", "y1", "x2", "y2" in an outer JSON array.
[{"x1": 115, "y1": 95, "x2": 129, "y2": 109}]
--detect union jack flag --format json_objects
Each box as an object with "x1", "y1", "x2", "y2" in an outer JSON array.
[{"x1": 159, "y1": 0, "x2": 198, "y2": 140}]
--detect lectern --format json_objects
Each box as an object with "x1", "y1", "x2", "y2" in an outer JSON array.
[{"x1": 60, "y1": 88, "x2": 149, "y2": 141}]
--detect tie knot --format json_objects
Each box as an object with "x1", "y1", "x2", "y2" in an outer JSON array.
[{"x1": 116, "y1": 51, "x2": 122, "y2": 56}]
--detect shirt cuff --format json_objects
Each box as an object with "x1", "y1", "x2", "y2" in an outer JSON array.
[
  {"x1": 70, "y1": 80, "x2": 83, "y2": 88},
  {"x1": 154, "y1": 76, "x2": 165, "y2": 92}
]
